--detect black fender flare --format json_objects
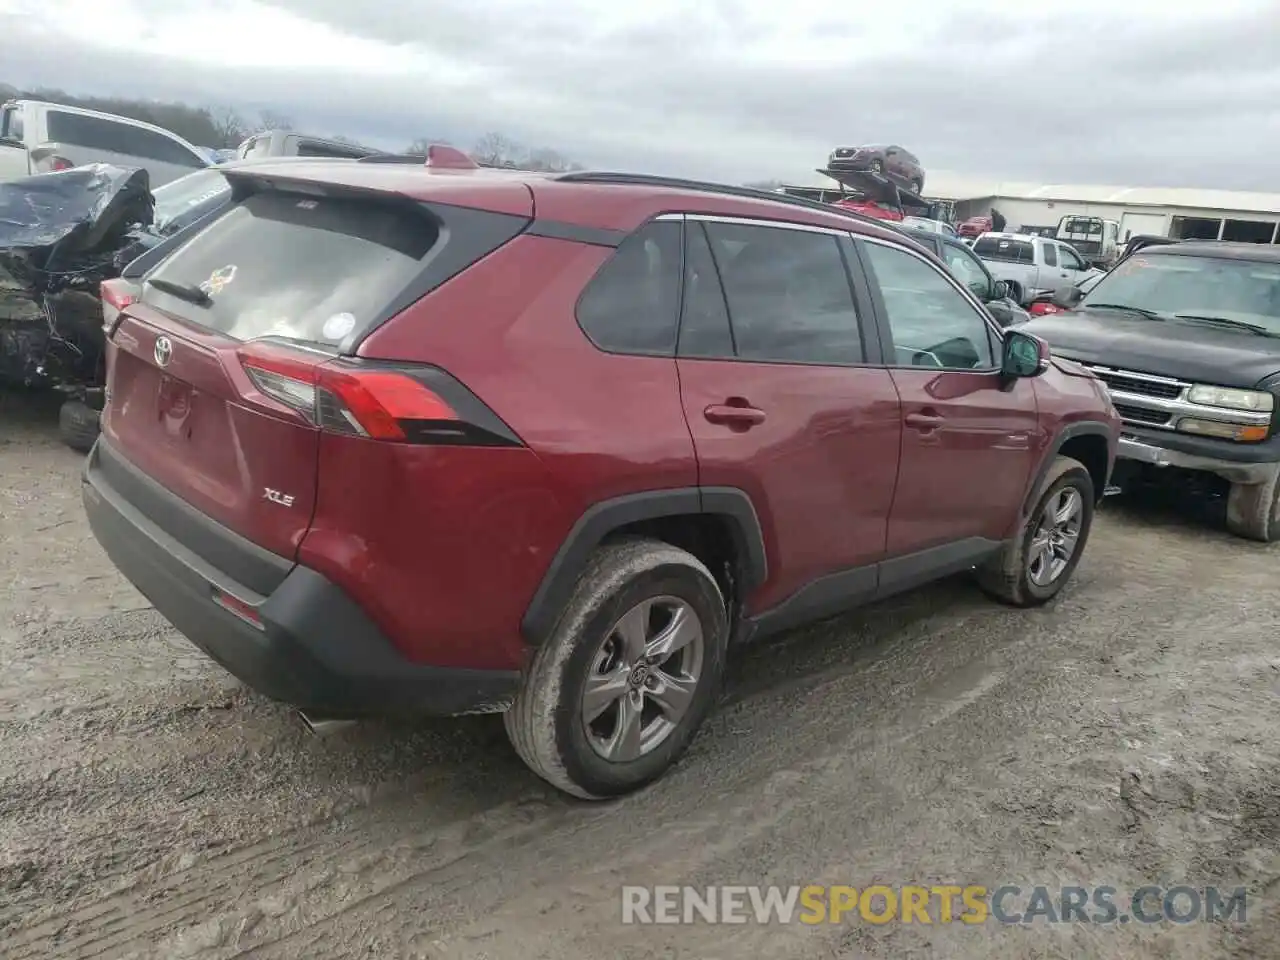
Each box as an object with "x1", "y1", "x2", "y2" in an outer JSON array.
[
  {"x1": 520, "y1": 486, "x2": 767, "y2": 645},
  {"x1": 1022, "y1": 420, "x2": 1115, "y2": 515}
]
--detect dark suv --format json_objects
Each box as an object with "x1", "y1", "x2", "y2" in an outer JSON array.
[
  {"x1": 1026, "y1": 240, "x2": 1280, "y2": 541},
  {"x1": 83, "y1": 153, "x2": 1119, "y2": 799}
]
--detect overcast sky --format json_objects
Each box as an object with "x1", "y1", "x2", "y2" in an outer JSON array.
[{"x1": 2, "y1": 0, "x2": 1278, "y2": 189}]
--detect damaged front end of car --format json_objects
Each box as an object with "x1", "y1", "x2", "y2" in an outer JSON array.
[{"x1": 0, "y1": 163, "x2": 154, "y2": 448}]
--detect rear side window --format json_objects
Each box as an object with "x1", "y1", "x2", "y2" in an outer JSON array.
[
  {"x1": 46, "y1": 111, "x2": 204, "y2": 167},
  {"x1": 1, "y1": 106, "x2": 22, "y2": 141},
  {"x1": 973, "y1": 236, "x2": 1034, "y2": 264},
  {"x1": 144, "y1": 191, "x2": 437, "y2": 346},
  {"x1": 576, "y1": 220, "x2": 682, "y2": 355},
  {"x1": 1041, "y1": 243, "x2": 1057, "y2": 267},
  {"x1": 705, "y1": 221, "x2": 863, "y2": 365}
]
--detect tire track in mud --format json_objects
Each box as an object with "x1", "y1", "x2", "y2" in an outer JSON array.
[{"x1": 4, "y1": 790, "x2": 575, "y2": 960}]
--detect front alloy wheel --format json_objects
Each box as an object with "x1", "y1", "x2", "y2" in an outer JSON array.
[
  {"x1": 1027, "y1": 487, "x2": 1083, "y2": 587},
  {"x1": 976, "y1": 455, "x2": 1096, "y2": 607}
]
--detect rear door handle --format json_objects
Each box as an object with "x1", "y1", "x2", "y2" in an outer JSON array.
[
  {"x1": 904, "y1": 411, "x2": 944, "y2": 430},
  {"x1": 704, "y1": 403, "x2": 766, "y2": 427}
]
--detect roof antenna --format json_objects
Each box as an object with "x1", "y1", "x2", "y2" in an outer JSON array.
[{"x1": 425, "y1": 145, "x2": 479, "y2": 170}]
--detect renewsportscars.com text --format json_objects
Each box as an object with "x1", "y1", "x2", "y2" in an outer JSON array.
[{"x1": 621, "y1": 884, "x2": 1248, "y2": 925}]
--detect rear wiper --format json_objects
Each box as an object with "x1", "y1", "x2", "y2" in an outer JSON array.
[
  {"x1": 147, "y1": 278, "x2": 210, "y2": 306},
  {"x1": 1173, "y1": 314, "x2": 1277, "y2": 337},
  {"x1": 1084, "y1": 303, "x2": 1165, "y2": 320}
]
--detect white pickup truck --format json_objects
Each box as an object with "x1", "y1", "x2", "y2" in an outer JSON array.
[
  {"x1": 0, "y1": 100, "x2": 209, "y2": 186},
  {"x1": 971, "y1": 232, "x2": 1105, "y2": 303}
]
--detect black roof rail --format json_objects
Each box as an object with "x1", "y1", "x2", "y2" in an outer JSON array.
[
  {"x1": 552, "y1": 171, "x2": 891, "y2": 230},
  {"x1": 358, "y1": 153, "x2": 428, "y2": 164}
]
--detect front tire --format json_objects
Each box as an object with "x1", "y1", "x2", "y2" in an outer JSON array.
[
  {"x1": 1226, "y1": 467, "x2": 1280, "y2": 541},
  {"x1": 978, "y1": 456, "x2": 1095, "y2": 606},
  {"x1": 504, "y1": 538, "x2": 728, "y2": 799}
]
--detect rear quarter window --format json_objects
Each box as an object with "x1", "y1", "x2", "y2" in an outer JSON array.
[{"x1": 143, "y1": 191, "x2": 438, "y2": 347}]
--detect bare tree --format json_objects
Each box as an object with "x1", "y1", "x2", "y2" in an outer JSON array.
[
  {"x1": 471, "y1": 132, "x2": 524, "y2": 168},
  {"x1": 254, "y1": 109, "x2": 294, "y2": 133},
  {"x1": 208, "y1": 106, "x2": 247, "y2": 149}
]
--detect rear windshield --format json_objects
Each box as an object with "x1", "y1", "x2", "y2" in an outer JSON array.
[
  {"x1": 144, "y1": 190, "x2": 436, "y2": 346},
  {"x1": 1060, "y1": 218, "x2": 1102, "y2": 235},
  {"x1": 973, "y1": 236, "x2": 1034, "y2": 263}
]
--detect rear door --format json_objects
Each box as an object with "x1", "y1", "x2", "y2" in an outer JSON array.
[
  {"x1": 0, "y1": 104, "x2": 31, "y2": 181},
  {"x1": 675, "y1": 216, "x2": 902, "y2": 618},
  {"x1": 857, "y1": 236, "x2": 1038, "y2": 559},
  {"x1": 103, "y1": 187, "x2": 444, "y2": 559}
]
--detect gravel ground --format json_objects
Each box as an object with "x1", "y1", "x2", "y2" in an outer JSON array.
[{"x1": 1, "y1": 387, "x2": 1278, "y2": 960}]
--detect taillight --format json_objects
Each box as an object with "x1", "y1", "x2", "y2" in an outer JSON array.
[
  {"x1": 237, "y1": 345, "x2": 520, "y2": 447},
  {"x1": 1029, "y1": 302, "x2": 1064, "y2": 315},
  {"x1": 100, "y1": 278, "x2": 138, "y2": 335},
  {"x1": 45, "y1": 155, "x2": 73, "y2": 171}
]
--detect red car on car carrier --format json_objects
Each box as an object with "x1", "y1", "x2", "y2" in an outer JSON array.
[{"x1": 84, "y1": 145, "x2": 1120, "y2": 799}]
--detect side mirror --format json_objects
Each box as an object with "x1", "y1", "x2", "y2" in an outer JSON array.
[
  {"x1": 1051, "y1": 284, "x2": 1084, "y2": 310},
  {"x1": 991, "y1": 279, "x2": 1010, "y2": 301},
  {"x1": 1002, "y1": 330, "x2": 1049, "y2": 378}
]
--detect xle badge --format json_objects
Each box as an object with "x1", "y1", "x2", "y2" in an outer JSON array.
[{"x1": 263, "y1": 488, "x2": 296, "y2": 508}]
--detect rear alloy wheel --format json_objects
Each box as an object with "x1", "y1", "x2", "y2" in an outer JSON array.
[
  {"x1": 870, "y1": 159, "x2": 883, "y2": 175},
  {"x1": 505, "y1": 539, "x2": 727, "y2": 799},
  {"x1": 910, "y1": 179, "x2": 922, "y2": 195},
  {"x1": 978, "y1": 456, "x2": 1095, "y2": 606}
]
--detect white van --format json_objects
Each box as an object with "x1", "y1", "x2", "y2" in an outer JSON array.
[{"x1": 0, "y1": 100, "x2": 209, "y2": 186}]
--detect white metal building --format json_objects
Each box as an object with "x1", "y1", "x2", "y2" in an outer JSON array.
[{"x1": 780, "y1": 171, "x2": 1280, "y2": 244}]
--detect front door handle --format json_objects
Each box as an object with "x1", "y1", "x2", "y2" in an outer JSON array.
[
  {"x1": 704, "y1": 402, "x2": 766, "y2": 427},
  {"x1": 904, "y1": 411, "x2": 944, "y2": 430}
]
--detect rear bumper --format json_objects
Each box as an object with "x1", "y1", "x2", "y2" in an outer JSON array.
[{"x1": 82, "y1": 440, "x2": 519, "y2": 716}]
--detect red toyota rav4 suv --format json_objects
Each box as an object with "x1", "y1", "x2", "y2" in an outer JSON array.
[{"x1": 83, "y1": 150, "x2": 1119, "y2": 799}]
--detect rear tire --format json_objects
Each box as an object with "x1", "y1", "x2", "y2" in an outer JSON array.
[
  {"x1": 909, "y1": 179, "x2": 922, "y2": 195},
  {"x1": 504, "y1": 538, "x2": 728, "y2": 800},
  {"x1": 1226, "y1": 468, "x2": 1280, "y2": 542},
  {"x1": 978, "y1": 456, "x2": 1095, "y2": 607},
  {"x1": 58, "y1": 400, "x2": 100, "y2": 454},
  {"x1": 870, "y1": 159, "x2": 883, "y2": 175}
]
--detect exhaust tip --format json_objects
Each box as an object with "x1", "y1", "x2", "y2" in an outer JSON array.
[{"x1": 297, "y1": 710, "x2": 358, "y2": 737}]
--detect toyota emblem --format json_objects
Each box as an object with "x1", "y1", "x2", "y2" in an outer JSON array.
[{"x1": 153, "y1": 336, "x2": 173, "y2": 367}]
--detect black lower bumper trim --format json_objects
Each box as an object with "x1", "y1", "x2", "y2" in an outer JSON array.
[{"x1": 82, "y1": 443, "x2": 520, "y2": 716}]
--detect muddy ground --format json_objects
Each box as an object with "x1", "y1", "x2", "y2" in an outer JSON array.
[{"x1": 1, "y1": 388, "x2": 1277, "y2": 960}]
